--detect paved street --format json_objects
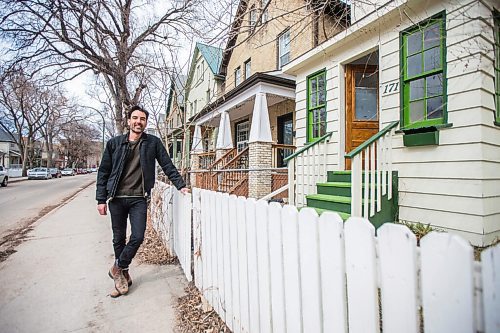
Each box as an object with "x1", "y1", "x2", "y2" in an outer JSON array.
[
  {"x1": 0, "y1": 182, "x2": 188, "y2": 332},
  {"x1": 0, "y1": 174, "x2": 96, "y2": 239}
]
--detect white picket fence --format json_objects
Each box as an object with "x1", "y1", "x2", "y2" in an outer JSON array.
[
  {"x1": 151, "y1": 183, "x2": 500, "y2": 333},
  {"x1": 150, "y1": 182, "x2": 192, "y2": 281}
]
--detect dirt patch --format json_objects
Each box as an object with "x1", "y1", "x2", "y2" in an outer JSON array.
[
  {"x1": 0, "y1": 181, "x2": 95, "y2": 263},
  {"x1": 175, "y1": 283, "x2": 231, "y2": 333}
]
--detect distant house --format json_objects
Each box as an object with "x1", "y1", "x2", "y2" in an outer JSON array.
[
  {"x1": 165, "y1": 73, "x2": 187, "y2": 167},
  {"x1": 0, "y1": 125, "x2": 21, "y2": 168},
  {"x1": 189, "y1": 0, "x2": 347, "y2": 198},
  {"x1": 282, "y1": 0, "x2": 500, "y2": 246}
]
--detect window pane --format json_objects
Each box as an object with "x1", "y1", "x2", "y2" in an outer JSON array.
[
  {"x1": 245, "y1": 61, "x2": 251, "y2": 79},
  {"x1": 284, "y1": 31, "x2": 290, "y2": 52},
  {"x1": 410, "y1": 78, "x2": 425, "y2": 100},
  {"x1": 311, "y1": 91, "x2": 317, "y2": 107},
  {"x1": 313, "y1": 108, "x2": 320, "y2": 123},
  {"x1": 424, "y1": 23, "x2": 440, "y2": 49},
  {"x1": 426, "y1": 73, "x2": 443, "y2": 97},
  {"x1": 312, "y1": 122, "x2": 319, "y2": 138},
  {"x1": 355, "y1": 71, "x2": 378, "y2": 88},
  {"x1": 407, "y1": 53, "x2": 422, "y2": 77},
  {"x1": 280, "y1": 53, "x2": 290, "y2": 67},
  {"x1": 320, "y1": 107, "x2": 326, "y2": 124},
  {"x1": 355, "y1": 87, "x2": 378, "y2": 120},
  {"x1": 318, "y1": 75, "x2": 326, "y2": 104},
  {"x1": 424, "y1": 47, "x2": 440, "y2": 72},
  {"x1": 410, "y1": 100, "x2": 425, "y2": 123},
  {"x1": 311, "y1": 78, "x2": 317, "y2": 94},
  {"x1": 407, "y1": 31, "x2": 422, "y2": 55},
  {"x1": 318, "y1": 73, "x2": 325, "y2": 91},
  {"x1": 427, "y1": 96, "x2": 443, "y2": 119},
  {"x1": 319, "y1": 121, "x2": 326, "y2": 137}
]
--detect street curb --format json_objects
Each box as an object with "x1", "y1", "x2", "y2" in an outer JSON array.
[{"x1": 8, "y1": 177, "x2": 28, "y2": 183}]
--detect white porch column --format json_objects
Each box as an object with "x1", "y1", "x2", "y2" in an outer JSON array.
[
  {"x1": 249, "y1": 93, "x2": 272, "y2": 143},
  {"x1": 248, "y1": 93, "x2": 273, "y2": 199},
  {"x1": 191, "y1": 125, "x2": 204, "y2": 153},
  {"x1": 216, "y1": 111, "x2": 233, "y2": 149},
  {"x1": 190, "y1": 125, "x2": 203, "y2": 187}
]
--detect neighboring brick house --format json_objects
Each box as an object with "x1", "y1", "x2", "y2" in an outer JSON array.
[{"x1": 190, "y1": 0, "x2": 348, "y2": 199}]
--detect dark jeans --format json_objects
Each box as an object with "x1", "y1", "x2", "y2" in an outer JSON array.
[{"x1": 108, "y1": 197, "x2": 147, "y2": 269}]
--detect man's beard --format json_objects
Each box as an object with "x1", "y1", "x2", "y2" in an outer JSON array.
[{"x1": 130, "y1": 125, "x2": 144, "y2": 134}]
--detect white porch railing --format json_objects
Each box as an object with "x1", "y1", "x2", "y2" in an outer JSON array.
[
  {"x1": 346, "y1": 121, "x2": 399, "y2": 218},
  {"x1": 285, "y1": 132, "x2": 332, "y2": 206},
  {"x1": 150, "y1": 184, "x2": 500, "y2": 333}
]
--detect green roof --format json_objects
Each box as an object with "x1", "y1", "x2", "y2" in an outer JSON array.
[{"x1": 196, "y1": 42, "x2": 223, "y2": 75}]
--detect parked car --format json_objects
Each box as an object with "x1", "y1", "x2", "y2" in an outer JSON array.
[
  {"x1": 49, "y1": 168, "x2": 62, "y2": 178},
  {"x1": 0, "y1": 166, "x2": 8, "y2": 187},
  {"x1": 27, "y1": 167, "x2": 52, "y2": 180},
  {"x1": 61, "y1": 168, "x2": 75, "y2": 176}
]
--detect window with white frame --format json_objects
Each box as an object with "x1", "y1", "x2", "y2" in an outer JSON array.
[
  {"x1": 245, "y1": 59, "x2": 251, "y2": 79},
  {"x1": 235, "y1": 67, "x2": 242, "y2": 86},
  {"x1": 235, "y1": 120, "x2": 249, "y2": 152},
  {"x1": 261, "y1": 0, "x2": 269, "y2": 23},
  {"x1": 278, "y1": 29, "x2": 290, "y2": 69},
  {"x1": 249, "y1": 6, "x2": 257, "y2": 33}
]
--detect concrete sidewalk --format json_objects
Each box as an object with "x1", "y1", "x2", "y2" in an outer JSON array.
[{"x1": 0, "y1": 185, "x2": 188, "y2": 332}]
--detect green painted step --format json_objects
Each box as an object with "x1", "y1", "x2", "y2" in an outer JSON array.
[
  {"x1": 306, "y1": 194, "x2": 352, "y2": 214},
  {"x1": 327, "y1": 170, "x2": 352, "y2": 182},
  {"x1": 313, "y1": 207, "x2": 351, "y2": 221},
  {"x1": 317, "y1": 182, "x2": 376, "y2": 196},
  {"x1": 316, "y1": 182, "x2": 351, "y2": 196}
]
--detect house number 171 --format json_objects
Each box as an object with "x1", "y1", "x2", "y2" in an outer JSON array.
[{"x1": 382, "y1": 82, "x2": 399, "y2": 94}]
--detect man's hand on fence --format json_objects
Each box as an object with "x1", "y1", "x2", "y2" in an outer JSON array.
[
  {"x1": 97, "y1": 204, "x2": 107, "y2": 215},
  {"x1": 180, "y1": 187, "x2": 190, "y2": 195}
]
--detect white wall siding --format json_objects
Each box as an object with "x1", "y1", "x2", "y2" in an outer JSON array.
[{"x1": 286, "y1": 0, "x2": 500, "y2": 245}]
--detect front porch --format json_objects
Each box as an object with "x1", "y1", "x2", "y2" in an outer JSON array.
[{"x1": 189, "y1": 73, "x2": 296, "y2": 199}]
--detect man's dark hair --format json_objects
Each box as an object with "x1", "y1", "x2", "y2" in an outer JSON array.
[{"x1": 127, "y1": 105, "x2": 149, "y2": 119}]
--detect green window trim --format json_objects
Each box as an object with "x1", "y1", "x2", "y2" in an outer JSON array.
[
  {"x1": 494, "y1": 10, "x2": 500, "y2": 124},
  {"x1": 306, "y1": 69, "x2": 327, "y2": 142},
  {"x1": 400, "y1": 12, "x2": 447, "y2": 130}
]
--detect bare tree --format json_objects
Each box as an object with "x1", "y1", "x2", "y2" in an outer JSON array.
[
  {"x1": 59, "y1": 121, "x2": 100, "y2": 168},
  {"x1": 0, "y1": 68, "x2": 50, "y2": 174},
  {"x1": 0, "y1": 0, "x2": 226, "y2": 133},
  {"x1": 39, "y1": 92, "x2": 82, "y2": 167}
]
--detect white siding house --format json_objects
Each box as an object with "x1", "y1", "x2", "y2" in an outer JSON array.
[{"x1": 283, "y1": 0, "x2": 500, "y2": 246}]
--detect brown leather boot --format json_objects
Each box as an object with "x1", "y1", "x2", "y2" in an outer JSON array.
[
  {"x1": 108, "y1": 263, "x2": 128, "y2": 295},
  {"x1": 122, "y1": 269, "x2": 132, "y2": 286}
]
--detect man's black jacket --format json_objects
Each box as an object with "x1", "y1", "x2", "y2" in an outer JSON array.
[{"x1": 96, "y1": 132, "x2": 186, "y2": 204}]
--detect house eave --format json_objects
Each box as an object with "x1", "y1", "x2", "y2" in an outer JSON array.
[
  {"x1": 283, "y1": 0, "x2": 408, "y2": 75},
  {"x1": 189, "y1": 72, "x2": 295, "y2": 123}
]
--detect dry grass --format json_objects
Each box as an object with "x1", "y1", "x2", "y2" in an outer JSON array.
[
  {"x1": 136, "y1": 213, "x2": 177, "y2": 265},
  {"x1": 175, "y1": 283, "x2": 231, "y2": 333}
]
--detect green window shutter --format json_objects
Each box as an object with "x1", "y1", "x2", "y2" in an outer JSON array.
[
  {"x1": 307, "y1": 70, "x2": 327, "y2": 142},
  {"x1": 401, "y1": 14, "x2": 446, "y2": 129}
]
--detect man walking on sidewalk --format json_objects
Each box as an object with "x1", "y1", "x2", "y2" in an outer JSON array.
[{"x1": 96, "y1": 105, "x2": 189, "y2": 297}]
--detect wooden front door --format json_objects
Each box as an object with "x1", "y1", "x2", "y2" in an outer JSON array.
[{"x1": 345, "y1": 64, "x2": 379, "y2": 169}]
